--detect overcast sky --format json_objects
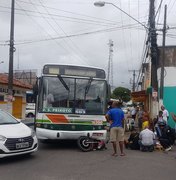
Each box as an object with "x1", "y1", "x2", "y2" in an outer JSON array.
[{"x1": 0, "y1": 0, "x2": 176, "y2": 89}]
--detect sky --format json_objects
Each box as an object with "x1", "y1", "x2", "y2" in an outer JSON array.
[{"x1": 0, "y1": 0, "x2": 176, "y2": 90}]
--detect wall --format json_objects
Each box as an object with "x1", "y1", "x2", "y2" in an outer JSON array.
[
  {"x1": 0, "y1": 84, "x2": 27, "y2": 119},
  {"x1": 158, "y1": 46, "x2": 176, "y2": 128}
]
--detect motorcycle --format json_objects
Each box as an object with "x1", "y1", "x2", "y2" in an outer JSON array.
[{"x1": 77, "y1": 135, "x2": 106, "y2": 152}]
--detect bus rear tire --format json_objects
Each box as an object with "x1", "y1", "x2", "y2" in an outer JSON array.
[{"x1": 77, "y1": 136, "x2": 93, "y2": 152}]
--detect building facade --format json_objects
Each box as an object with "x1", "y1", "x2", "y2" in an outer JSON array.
[
  {"x1": 157, "y1": 46, "x2": 176, "y2": 128},
  {"x1": 0, "y1": 73, "x2": 32, "y2": 119}
]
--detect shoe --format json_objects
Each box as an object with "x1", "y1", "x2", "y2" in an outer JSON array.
[{"x1": 165, "y1": 147, "x2": 172, "y2": 152}]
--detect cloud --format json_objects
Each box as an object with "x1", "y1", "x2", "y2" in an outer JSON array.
[{"x1": 0, "y1": 0, "x2": 175, "y2": 90}]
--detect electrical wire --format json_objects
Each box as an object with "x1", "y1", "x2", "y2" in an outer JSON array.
[
  {"x1": 14, "y1": 23, "x2": 143, "y2": 45},
  {"x1": 16, "y1": 0, "x2": 122, "y2": 24},
  {"x1": 26, "y1": 0, "x2": 88, "y2": 65},
  {"x1": 0, "y1": 5, "x2": 125, "y2": 27},
  {"x1": 37, "y1": 0, "x2": 91, "y2": 66}
]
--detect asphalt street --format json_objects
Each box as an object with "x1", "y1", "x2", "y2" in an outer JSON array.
[{"x1": 0, "y1": 138, "x2": 176, "y2": 180}]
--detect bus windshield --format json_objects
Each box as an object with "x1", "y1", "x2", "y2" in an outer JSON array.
[{"x1": 39, "y1": 76, "x2": 107, "y2": 115}]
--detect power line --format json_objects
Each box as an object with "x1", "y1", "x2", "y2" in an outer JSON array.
[
  {"x1": 15, "y1": 1, "x2": 81, "y2": 64},
  {"x1": 119, "y1": 0, "x2": 129, "y2": 73},
  {"x1": 37, "y1": 0, "x2": 90, "y2": 66},
  {"x1": 13, "y1": 23, "x2": 143, "y2": 45},
  {"x1": 0, "y1": 5, "x2": 124, "y2": 27},
  {"x1": 25, "y1": 0, "x2": 87, "y2": 65},
  {"x1": 16, "y1": 0, "x2": 122, "y2": 24}
]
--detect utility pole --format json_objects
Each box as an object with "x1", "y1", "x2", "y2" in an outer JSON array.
[
  {"x1": 107, "y1": 39, "x2": 113, "y2": 87},
  {"x1": 148, "y1": 0, "x2": 158, "y2": 91},
  {"x1": 160, "y1": 5, "x2": 167, "y2": 100},
  {"x1": 8, "y1": 0, "x2": 15, "y2": 98},
  {"x1": 129, "y1": 70, "x2": 138, "y2": 92}
]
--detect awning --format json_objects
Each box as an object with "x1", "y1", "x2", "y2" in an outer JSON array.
[{"x1": 131, "y1": 90, "x2": 147, "y2": 102}]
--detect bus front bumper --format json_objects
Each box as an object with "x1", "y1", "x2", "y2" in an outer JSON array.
[{"x1": 36, "y1": 128, "x2": 107, "y2": 140}]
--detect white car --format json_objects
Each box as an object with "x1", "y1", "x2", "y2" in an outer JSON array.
[
  {"x1": 25, "y1": 108, "x2": 35, "y2": 118},
  {"x1": 0, "y1": 109, "x2": 38, "y2": 158},
  {"x1": 25, "y1": 103, "x2": 35, "y2": 118}
]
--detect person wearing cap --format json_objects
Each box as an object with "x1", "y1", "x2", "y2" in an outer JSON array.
[
  {"x1": 156, "y1": 121, "x2": 175, "y2": 151},
  {"x1": 161, "y1": 105, "x2": 169, "y2": 124}
]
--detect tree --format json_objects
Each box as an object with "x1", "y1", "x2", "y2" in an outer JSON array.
[{"x1": 111, "y1": 87, "x2": 131, "y2": 103}]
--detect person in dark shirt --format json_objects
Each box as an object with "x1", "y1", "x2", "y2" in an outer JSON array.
[
  {"x1": 156, "y1": 121, "x2": 175, "y2": 151},
  {"x1": 125, "y1": 129, "x2": 140, "y2": 150}
]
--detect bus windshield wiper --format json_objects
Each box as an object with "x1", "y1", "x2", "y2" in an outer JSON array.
[
  {"x1": 57, "y1": 75, "x2": 70, "y2": 91},
  {"x1": 85, "y1": 78, "x2": 93, "y2": 96}
]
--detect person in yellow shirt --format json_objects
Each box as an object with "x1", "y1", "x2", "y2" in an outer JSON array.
[{"x1": 142, "y1": 109, "x2": 150, "y2": 130}]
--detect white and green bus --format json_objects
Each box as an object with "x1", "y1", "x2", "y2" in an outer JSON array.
[{"x1": 35, "y1": 64, "x2": 110, "y2": 145}]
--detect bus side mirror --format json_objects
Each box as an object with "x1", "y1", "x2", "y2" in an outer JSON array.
[{"x1": 32, "y1": 83, "x2": 38, "y2": 103}]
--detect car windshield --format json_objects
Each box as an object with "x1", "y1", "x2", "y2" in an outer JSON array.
[{"x1": 0, "y1": 110, "x2": 19, "y2": 125}]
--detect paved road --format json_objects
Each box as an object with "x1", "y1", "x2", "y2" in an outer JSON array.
[{"x1": 0, "y1": 140, "x2": 175, "y2": 180}]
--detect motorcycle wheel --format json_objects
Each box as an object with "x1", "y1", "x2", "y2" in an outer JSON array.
[{"x1": 77, "y1": 136, "x2": 93, "y2": 152}]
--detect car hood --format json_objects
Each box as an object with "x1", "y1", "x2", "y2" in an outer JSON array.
[{"x1": 0, "y1": 122, "x2": 32, "y2": 138}]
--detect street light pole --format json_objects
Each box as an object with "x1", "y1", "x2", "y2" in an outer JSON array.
[
  {"x1": 94, "y1": 1, "x2": 148, "y2": 29},
  {"x1": 8, "y1": 0, "x2": 15, "y2": 97}
]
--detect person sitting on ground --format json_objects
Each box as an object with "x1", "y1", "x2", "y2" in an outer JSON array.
[
  {"x1": 124, "y1": 129, "x2": 140, "y2": 150},
  {"x1": 156, "y1": 121, "x2": 175, "y2": 152},
  {"x1": 139, "y1": 125, "x2": 155, "y2": 152}
]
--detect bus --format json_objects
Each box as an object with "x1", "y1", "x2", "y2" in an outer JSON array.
[
  {"x1": 25, "y1": 91, "x2": 35, "y2": 118},
  {"x1": 34, "y1": 64, "x2": 110, "y2": 147}
]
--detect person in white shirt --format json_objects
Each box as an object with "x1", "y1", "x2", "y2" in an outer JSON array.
[
  {"x1": 139, "y1": 125, "x2": 155, "y2": 152},
  {"x1": 161, "y1": 105, "x2": 169, "y2": 124}
]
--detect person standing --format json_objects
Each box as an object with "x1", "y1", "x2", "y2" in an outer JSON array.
[
  {"x1": 105, "y1": 101, "x2": 125, "y2": 156},
  {"x1": 136, "y1": 105, "x2": 144, "y2": 131},
  {"x1": 142, "y1": 109, "x2": 150, "y2": 130},
  {"x1": 131, "y1": 105, "x2": 137, "y2": 121},
  {"x1": 161, "y1": 105, "x2": 169, "y2": 124}
]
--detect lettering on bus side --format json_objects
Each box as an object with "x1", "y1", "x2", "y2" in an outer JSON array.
[{"x1": 43, "y1": 107, "x2": 73, "y2": 113}]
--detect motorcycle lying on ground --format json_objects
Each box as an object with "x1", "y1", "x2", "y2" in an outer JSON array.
[{"x1": 77, "y1": 135, "x2": 106, "y2": 152}]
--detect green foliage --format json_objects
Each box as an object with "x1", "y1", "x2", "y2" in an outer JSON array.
[{"x1": 111, "y1": 87, "x2": 131, "y2": 102}]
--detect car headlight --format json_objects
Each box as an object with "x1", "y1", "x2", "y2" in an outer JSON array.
[
  {"x1": 0, "y1": 135, "x2": 7, "y2": 142},
  {"x1": 30, "y1": 128, "x2": 36, "y2": 138}
]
